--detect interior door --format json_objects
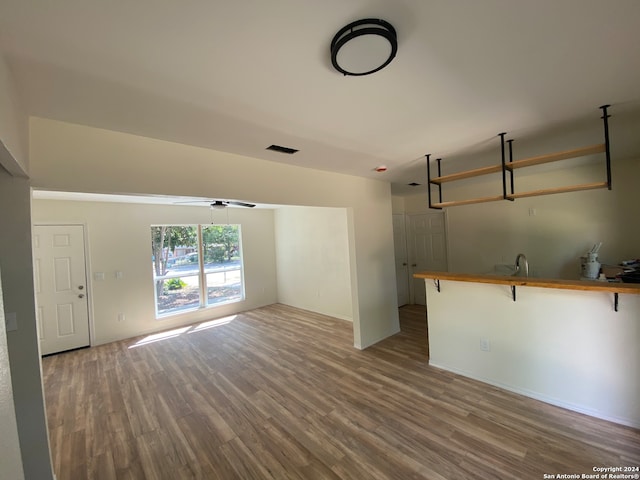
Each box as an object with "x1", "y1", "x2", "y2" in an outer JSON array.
[
  {"x1": 33, "y1": 225, "x2": 90, "y2": 355},
  {"x1": 407, "y1": 213, "x2": 448, "y2": 305},
  {"x1": 392, "y1": 214, "x2": 410, "y2": 307}
]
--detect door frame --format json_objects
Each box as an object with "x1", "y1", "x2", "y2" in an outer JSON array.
[
  {"x1": 392, "y1": 213, "x2": 410, "y2": 307},
  {"x1": 32, "y1": 222, "x2": 95, "y2": 350},
  {"x1": 406, "y1": 210, "x2": 450, "y2": 304}
]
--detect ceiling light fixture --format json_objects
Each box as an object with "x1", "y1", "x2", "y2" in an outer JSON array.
[
  {"x1": 330, "y1": 18, "x2": 398, "y2": 76},
  {"x1": 210, "y1": 201, "x2": 227, "y2": 210}
]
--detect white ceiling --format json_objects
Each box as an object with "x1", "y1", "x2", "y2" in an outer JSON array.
[
  {"x1": 31, "y1": 190, "x2": 280, "y2": 209},
  {"x1": 2, "y1": 0, "x2": 640, "y2": 195}
]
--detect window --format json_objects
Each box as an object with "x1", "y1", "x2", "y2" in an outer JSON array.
[{"x1": 151, "y1": 224, "x2": 244, "y2": 316}]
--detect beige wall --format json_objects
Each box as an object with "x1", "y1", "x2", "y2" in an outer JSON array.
[
  {"x1": 426, "y1": 279, "x2": 640, "y2": 427},
  {"x1": 0, "y1": 170, "x2": 53, "y2": 480},
  {"x1": 0, "y1": 271, "x2": 24, "y2": 480},
  {"x1": 391, "y1": 195, "x2": 405, "y2": 214},
  {"x1": 28, "y1": 117, "x2": 399, "y2": 349},
  {"x1": 0, "y1": 53, "x2": 50, "y2": 479},
  {"x1": 399, "y1": 157, "x2": 639, "y2": 279},
  {"x1": 0, "y1": 55, "x2": 28, "y2": 175},
  {"x1": 274, "y1": 206, "x2": 353, "y2": 321},
  {"x1": 31, "y1": 200, "x2": 278, "y2": 345}
]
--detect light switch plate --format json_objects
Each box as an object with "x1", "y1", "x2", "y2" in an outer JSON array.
[{"x1": 94, "y1": 272, "x2": 105, "y2": 281}]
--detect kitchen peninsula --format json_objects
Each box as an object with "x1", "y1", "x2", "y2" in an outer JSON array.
[{"x1": 414, "y1": 271, "x2": 640, "y2": 427}]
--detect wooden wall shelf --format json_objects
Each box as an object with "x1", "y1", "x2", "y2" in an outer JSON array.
[
  {"x1": 429, "y1": 165, "x2": 502, "y2": 184},
  {"x1": 431, "y1": 195, "x2": 504, "y2": 208},
  {"x1": 413, "y1": 270, "x2": 640, "y2": 295},
  {"x1": 413, "y1": 270, "x2": 640, "y2": 312},
  {"x1": 505, "y1": 182, "x2": 608, "y2": 200},
  {"x1": 505, "y1": 143, "x2": 606, "y2": 171},
  {"x1": 426, "y1": 106, "x2": 612, "y2": 209}
]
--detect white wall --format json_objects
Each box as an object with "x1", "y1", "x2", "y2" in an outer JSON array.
[
  {"x1": 31, "y1": 199, "x2": 278, "y2": 345},
  {"x1": 0, "y1": 54, "x2": 28, "y2": 175},
  {"x1": 425, "y1": 279, "x2": 640, "y2": 427},
  {"x1": 0, "y1": 53, "x2": 52, "y2": 480},
  {"x1": 28, "y1": 118, "x2": 399, "y2": 348},
  {"x1": 275, "y1": 206, "x2": 352, "y2": 321},
  {"x1": 400, "y1": 157, "x2": 640, "y2": 279},
  {"x1": 0, "y1": 270, "x2": 25, "y2": 480},
  {"x1": 0, "y1": 170, "x2": 53, "y2": 480},
  {"x1": 391, "y1": 195, "x2": 405, "y2": 214}
]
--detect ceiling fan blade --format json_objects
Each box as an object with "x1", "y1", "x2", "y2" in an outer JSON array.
[{"x1": 227, "y1": 201, "x2": 256, "y2": 208}]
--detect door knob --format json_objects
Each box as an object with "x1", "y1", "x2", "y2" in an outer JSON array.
[
  {"x1": 78, "y1": 294, "x2": 85, "y2": 299},
  {"x1": 402, "y1": 263, "x2": 407, "y2": 266},
  {"x1": 78, "y1": 285, "x2": 84, "y2": 290},
  {"x1": 411, "y1": 264, "x2": 417, "y2": 267}
]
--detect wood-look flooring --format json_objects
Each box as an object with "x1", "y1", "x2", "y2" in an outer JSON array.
[{"x1": 42, "y1": 304, "x2": 640, "y2": 479}]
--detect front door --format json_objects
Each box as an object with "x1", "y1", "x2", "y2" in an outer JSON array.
[
  {"x1": 407, "y1": 213, "x2": 448, "y2": 305},
  {"x1": 33, "y1": 225, "x2": 90, "y2": 355}
]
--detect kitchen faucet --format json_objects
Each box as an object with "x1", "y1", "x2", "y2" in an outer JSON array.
[{"x1": 514, "y1": 253, "x2": 529, "y2": 277}]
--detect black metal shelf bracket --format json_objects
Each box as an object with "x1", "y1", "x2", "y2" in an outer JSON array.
[
  {"x1": 511, "y1": 285, "x2": 516, "y2": 302},
  {"x1": 614, "y1": 292, "x2": 619, "y2": 312},
  {"x1": 437, "y1": 158, "x2": 443, "y2": 204},
  {"x1": 600, "y1": 104, "x2": 612, "y2": 190},
  {"x1": 426, "y1": 154, "x2": 443, "y2": 210},
  {"x1": 507, "y1": 139, "x2": 515, "y2": 196},
  {"x1": 499, "y1": 133, "x2": 514, "y2": 201},
  {"x1": 433, "y1": 279, "x2": 441, "y2": 292}
]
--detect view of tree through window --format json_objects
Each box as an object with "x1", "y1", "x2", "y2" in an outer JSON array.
[{"x1": 151, "y1": 225, "x2": 244, "y2": 316}]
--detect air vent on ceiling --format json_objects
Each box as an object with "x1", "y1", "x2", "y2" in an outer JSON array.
[
  {"x1": 266, "y1": 144, "x2": 299, "y2": 155},
  {"x1": 408, "y1": 182, "x2": 421, "y2": 187}
]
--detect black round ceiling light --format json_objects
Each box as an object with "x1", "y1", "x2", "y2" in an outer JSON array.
[{"x1": 330, "y1": 18, "x2": 398, "y2": 76}]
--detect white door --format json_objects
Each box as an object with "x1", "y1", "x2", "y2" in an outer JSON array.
[
  {"x1": 407, "y1": 213, "x2": 448, "y2": 305},
  {"x1": 392, "y1": 214, "x2": 410, "y2": 307},
  {"x1": 33, "y1": 225, "x2": 90, "y2": 355}
]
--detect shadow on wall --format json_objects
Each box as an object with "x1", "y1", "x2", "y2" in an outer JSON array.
[{"x1": 559, "y1": 258, "x2": 581, "y2": 280}]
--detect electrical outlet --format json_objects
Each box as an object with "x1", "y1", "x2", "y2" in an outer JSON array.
[{"x1": 480, "y1": 338, "x2": 491, "y2": 352}]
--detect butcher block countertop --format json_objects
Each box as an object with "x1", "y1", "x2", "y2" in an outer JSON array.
[{"x1": 413, "y1": 271, "x2": 640, "y2": 295}]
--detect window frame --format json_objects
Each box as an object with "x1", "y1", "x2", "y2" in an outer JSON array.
[{"x1": 151, "y1": 224, "x2": 245, "y2": 318}]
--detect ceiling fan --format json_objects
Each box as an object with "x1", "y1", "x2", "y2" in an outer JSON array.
[
  {"x1": 209, "y1": 200, "x2": 255, "y2": 209},
  {"x1": 174, "y1": 199, "x2": 256, "y2": 209}
]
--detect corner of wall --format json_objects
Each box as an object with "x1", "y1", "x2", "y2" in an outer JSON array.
[
  {"x1": 0, "y1": 169, "x2": 54, "y2": 479},
  {"x1": 0, "y1": 270, "x2": 25, "y2": 480}
]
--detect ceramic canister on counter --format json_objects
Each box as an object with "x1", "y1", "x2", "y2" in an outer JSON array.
[{"x1": 581, "y1": 253, "x2": 601, "y2": 279}]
